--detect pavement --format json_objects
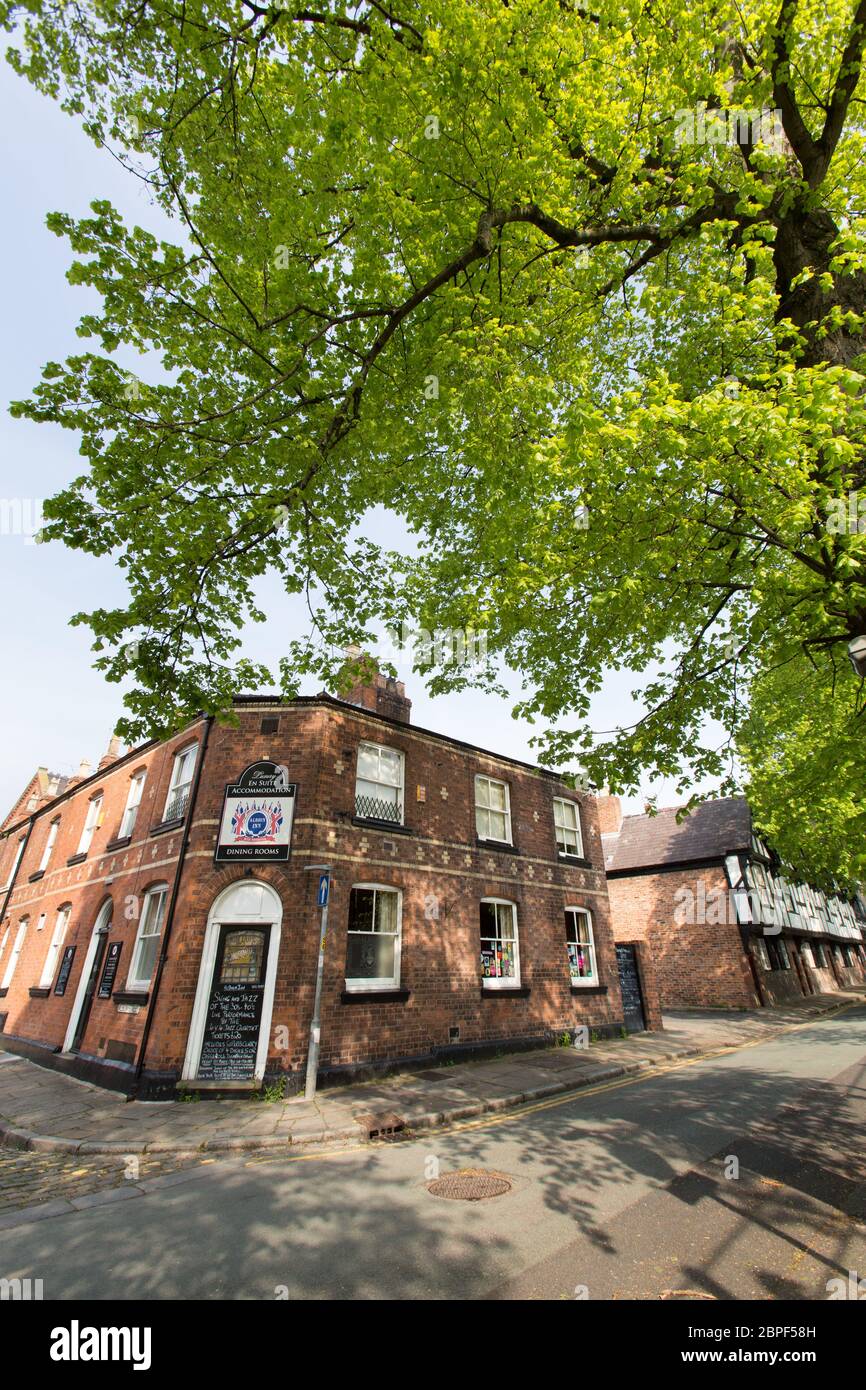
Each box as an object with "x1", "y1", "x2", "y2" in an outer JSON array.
[
  {"x1": 2, "y1": 999, "x2": 865, "y2": 1299},
  {"x1": 1, "y1": 988, "x2": 863, "y2": 1163}
]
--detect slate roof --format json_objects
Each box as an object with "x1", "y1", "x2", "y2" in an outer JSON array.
[{"x1": 603, "y1": 796, "x2": 753, "y2": 874}]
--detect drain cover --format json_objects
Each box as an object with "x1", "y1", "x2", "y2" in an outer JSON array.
[{"x1": 427, "y1": 1168, "x2": 513, "y2": 1201}]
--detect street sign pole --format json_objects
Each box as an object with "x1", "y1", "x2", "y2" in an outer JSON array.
[{"x1": 304, "y1": 865, "x2": 331, "y2": 1102}]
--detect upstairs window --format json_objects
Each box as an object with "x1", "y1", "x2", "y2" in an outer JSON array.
[
  {"x1": 76, "y1": 794, "x2": 103, "y2": 856},
  {"x1": 163, "y1": 746, "x2": 196, "y2": 823},
  {"x1": 355, "y1": 743, "x2": 404, "y2": 825},
  {"x1": 480, "y1": 899, "x2": 520, "y2": 987},
  {"x1": 2, "y1": 836, "x2": 26, "y2": 891},
  {"x1": 554, "y1": 799, "x2": 584, "y2": 857},
  {"x1": 475, "y1": 776, "x2": 512, "y2": 844},
  {"x1": 39, "y1": 905, "x2": 71, "y2": 989},
  {"x1": 119, "y1": 771, "x2": 146, "y2": 839},
  {"x1": 128, "y1": 885, "x2": 168, "y2": 990},
  {"x1": 1, "y1": 918, "x2": 28, "y2": 989},
  {"x1": 565, "y1": 907, "x2": 597, "y2": 984},
  {"x1": 345, "y1": 886, "x2": 402, "y2": 990},
  {"x1": 38, "y1": 818, "x2": 60, "y2": 873}
]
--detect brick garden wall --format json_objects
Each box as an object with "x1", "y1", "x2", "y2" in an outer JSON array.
[{"x1": 607, "y1": 865, "x2": 760, "y2": 1010}]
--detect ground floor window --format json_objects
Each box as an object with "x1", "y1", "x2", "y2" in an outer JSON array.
[
  {"x1": 565, "y1": 907, "x2": 596, "y2": 984},
  {"x1": 39, "y1": 905, "x2": 71, "y2": 988},
  {"x1": 128, "y1": 885, "x2": 168, "y2": 990},
  {"x1": 1, "y1": 918, "x2": 28, "y2": 989},
  {"x1": 768, "y1": 938, "x2": 791, "y2": 971},
  {"x1": 753, "y1": 937, "x2": 771, "y2": 970},
  {"x1": 345, "y1": 885, "x2": 402, "y2": 990},
  {"x1": 813, "y1": 941, "x2": 827, "y2": 968},
  {"x1": 480, "y1": 899, "x2": 519, "y2": 987}
]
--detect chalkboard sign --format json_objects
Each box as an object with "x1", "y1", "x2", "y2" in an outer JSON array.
[
  {"x1": 97, "y1": 942, "x2": 123, "y2": 1000},
  {"x1": 197, "y1": 981, "x2": 264, "y2": 1080},
  {"x1": 54, "y1": 945, "x2": 76, "y2": 996}
]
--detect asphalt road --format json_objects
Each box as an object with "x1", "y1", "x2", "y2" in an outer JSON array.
[{"x1": 2, "y1": 1006, "x2": 865, "y2": 1301}]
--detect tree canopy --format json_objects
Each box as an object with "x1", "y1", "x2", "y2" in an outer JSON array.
[{"x1": 3, "y1": 0, "x2": 866, "y2": 881}]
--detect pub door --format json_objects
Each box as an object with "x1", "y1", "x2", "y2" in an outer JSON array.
[
  {"x1": 69, "y1": 930, "x2": 109, "y2": 1054},
  {"x1": 196, "y1": 926, "x2": 271, "y2": 1082}
]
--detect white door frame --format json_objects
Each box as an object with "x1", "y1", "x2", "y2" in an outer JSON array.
[
  {"x1": 62, "y1": 899, "x2": 112, "y2": 1054},
  {"x1": 182, "y1": 879, "x2": 283, "y2": 1082}
]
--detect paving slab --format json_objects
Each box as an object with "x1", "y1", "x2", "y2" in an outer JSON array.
[{"x1": 1, "y1": 988, "x2": 862, "y2": 1154}]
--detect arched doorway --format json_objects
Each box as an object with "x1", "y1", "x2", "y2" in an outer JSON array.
[
  {"x1": 63, "y1": 899, "x2": 112, "y2": 1055},
  {"x1": 182, "y1": 880, "x2": 283, "y2": 1084}
]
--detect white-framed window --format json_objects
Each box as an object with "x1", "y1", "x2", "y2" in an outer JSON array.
[
  {"x1": 2, "y1": 835, "x2": 26, "y2": 891},
  {"x1": 480, "y1": 898, "x2": 520, "y2": 987},
  {"x1": 475, "y1": 775, "x2": 512, "y2": 844},
  {"x1": 1, "y1": 917, "x2": 29, "y2": 989},
  {"x1": 813, "y1": 942, "x2": 828, "y2": 968},
  {"x1": 76, "y1": 794, "x2": 103, "y2": 855},
  {"x1": 565, "y1": 906, "x2": 597, "y2": 984},
  {"x1": 753, "y1": 937, "x2": 771, "y2": 970},
  {"x1": 39, "y1": 905, "x2": 71, "y2": 989},
  {"x1": 128, "y1": 884, "x2": 168, "y2": 989},
  {"x1": 119, "y1": 770, "x2": 146, "y2": 838},
  {"x1": 163, "y1": 745, "x2": 197, "y2": 822},
  {"x1": 355, "y1": 743, "x2": 404, "y2": 825},
  {"x1": 38, "y1": 818, "x2": 60, "y2": 873},
  {"x1": 800, "y1": 941, "x2": 814, "y2": 968},
  {"x1": 345, "y1": 885, "x2": 402, "y2": 990},
  {"x1": 554, "y1": 798, "x2": 584, "y2": 857}
]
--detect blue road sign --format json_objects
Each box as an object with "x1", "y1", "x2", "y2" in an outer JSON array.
[{"x1": 317, "y1": 872, "x2": 329, "y2": 907}]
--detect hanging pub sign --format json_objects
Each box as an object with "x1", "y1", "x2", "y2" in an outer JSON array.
[
  {"x1": 97, "y1": 942, "x2": 123, "y2": 999},
  {"x1": 54, "y1": 945, "x2": 76, "y2": 996},
  {"x1": 214, "y1": 761, "x2": 297, "y2": 863}
]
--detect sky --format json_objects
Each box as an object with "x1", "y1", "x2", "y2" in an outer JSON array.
[{"x1": 0, "y1": 53, "x2": 721, "y2": 822}]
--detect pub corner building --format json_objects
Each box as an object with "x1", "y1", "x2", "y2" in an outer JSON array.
[{"x1": 0, "y1": 672, "x2": 658, "y2": 1098}]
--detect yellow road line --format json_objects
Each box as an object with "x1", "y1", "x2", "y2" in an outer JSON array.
[{"x1": 244, "y1": 1001, "x2": 863, "y2": 1167}]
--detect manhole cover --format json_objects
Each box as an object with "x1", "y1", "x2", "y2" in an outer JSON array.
[{"x1": 427, "y1": 1168, "x2": 513, "y2": 1201}]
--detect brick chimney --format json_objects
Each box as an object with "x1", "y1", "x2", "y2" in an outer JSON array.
[
  {"x1": 338, "y1": 650, "x2": 412, "y2": 724},
  {"x1": 98, "y1": 735, "x2": 124, "y2": 771},
  {"x1": 595, "y1": 792, "x2": 623, "y2": 836}
]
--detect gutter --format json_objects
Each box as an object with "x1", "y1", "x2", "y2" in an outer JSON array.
[{"x1": 133, "y1": 715, "x2": 214, "y2": 1091}]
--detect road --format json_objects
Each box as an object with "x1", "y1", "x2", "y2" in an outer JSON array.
[{"x1": 2, "y1": 1006, "x2": 865, "y2": 1300}]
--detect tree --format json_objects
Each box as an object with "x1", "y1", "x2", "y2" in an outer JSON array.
[{"x1": 2, "y1": 0, "x2": 865, "y2": 878}]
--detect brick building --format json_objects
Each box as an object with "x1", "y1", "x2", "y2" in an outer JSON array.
[
  {"x1": 0, "y1": 677, "x2": 658, "y2": 1097},
  {"x1": 600, "y1": 795, "x2": 866, "y2": 1010}
]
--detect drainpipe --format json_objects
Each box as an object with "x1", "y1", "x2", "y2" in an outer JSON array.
[{"x1": 133, "y1": 715, "x2": 214, "y2": 1094}]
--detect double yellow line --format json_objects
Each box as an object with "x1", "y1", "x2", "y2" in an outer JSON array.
[{"x1": 243, "y1": 1000, "x2": 863, "y2": 1168}]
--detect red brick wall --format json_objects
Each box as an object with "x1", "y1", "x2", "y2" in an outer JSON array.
[
  {"x1": 0, "y1": 720, "x2": 207, "y2": 1060},
  {"x1": 144, "y1": 700, "x2": 633, "y2": 1085},
  {"x1": 607, "y1": 865, "x2": 760, "y2": 1009}
]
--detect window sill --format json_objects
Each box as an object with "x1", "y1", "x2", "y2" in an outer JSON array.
[
  {"x1": 106, "y1": 836, "x2": 132, "y2": 852},
  {"x1": 570, "y1": 983, "x2": 607, "y2": 995},
  {"x1": 350, "y1": 817, "x2": 413, "y2": 835},
  {"x1": 340, "y1": 988, "x2": 410, "y2": 1004},
  {"x1": 559, "y1": 854, "x2": 593, "y2": 869},
  {"x1": 120, "y1": 985, "x2": 151, "y2": 1001},
  {"x1": 27, "y1": 870, "x2": 45, "y2": 883},
  {"x1": 28, "y1": 987, "x2": 50, "y2": 999},
  {"x1": 66, "y1": 852, "x2": 87, "y2": 867},
  {"x1": 481, "y1": 984, "x2": 530, "y2": 997},
  {"x1": 149, "y1": 818, "x2": 185, "y2": 838},
  {"x1": 476, "y1": 838, "x2": 518, "y2": 854}
]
